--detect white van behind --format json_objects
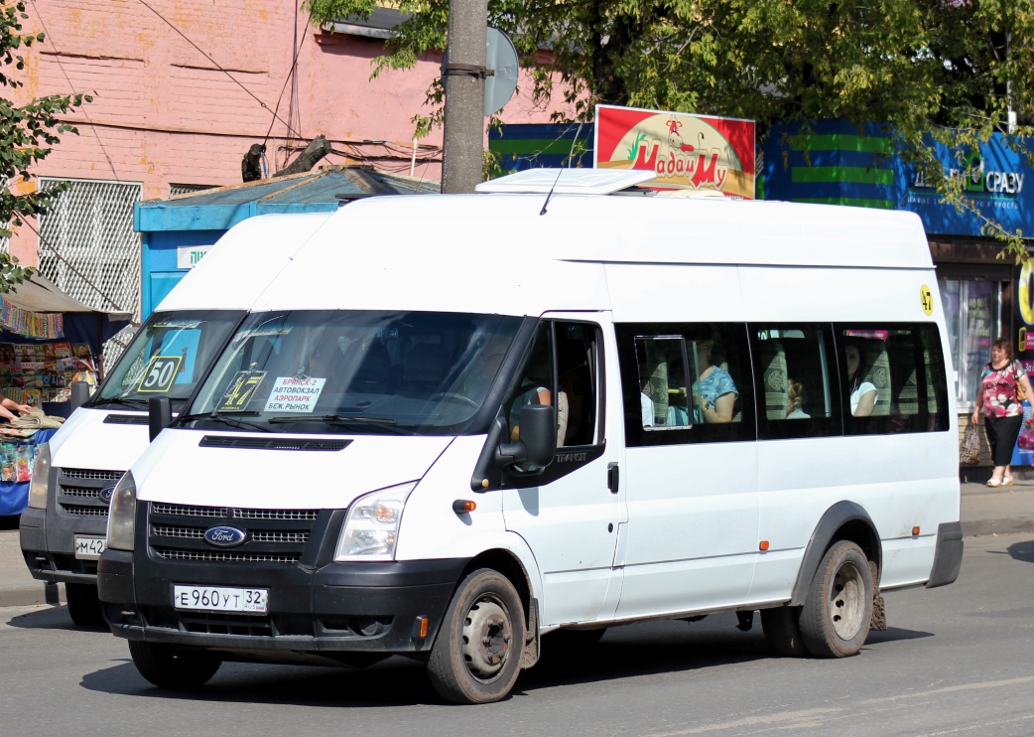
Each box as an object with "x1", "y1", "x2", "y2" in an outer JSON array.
[
  {"x1": 21, "y1": 212, "x2": 332, "y2": 625},
  {"x1": 98, "y1": 170, "x2": 962, "y2": 703}
]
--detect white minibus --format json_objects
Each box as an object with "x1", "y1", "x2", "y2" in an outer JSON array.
[
  {"x1": 21, "y1": 212, "x2": 332, "y2": 625},
  {"x1": 98, "y1": 170, "x2": 962, "y2": 704}
]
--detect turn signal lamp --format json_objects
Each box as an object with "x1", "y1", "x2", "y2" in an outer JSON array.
[{"x1": 453, "y1": 499, "x2": 477, "y2": 514}]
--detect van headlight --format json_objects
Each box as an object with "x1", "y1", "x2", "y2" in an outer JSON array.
[
  {"x1": 106, "y1": 472, "x2": 137, "y2": 552},
  {"x1": 27, "y1": 444, "x2": 51, "y2": 510},
  {"x1": 334, "y1": 482, "x2": 417, "y2": 561}
]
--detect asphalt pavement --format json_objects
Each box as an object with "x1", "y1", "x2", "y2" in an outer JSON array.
[{"x1": 1, "y1": 480, "x2": 1033, "y2": 609}]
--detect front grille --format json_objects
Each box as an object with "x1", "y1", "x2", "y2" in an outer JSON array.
[
  {"x1": 61, "y1": 468, "x2": 123, "y2": 481},
  {"x1": 61, "y1": 486, "x2": 109, "y2": 499},
  {"x1": 151, "y1": 503, "x2": 227, "y2": 518},
  {"x1": 154, "y1": 548, "x2": 301, "y2": 564},
  {"x1": 59, "y1": 504, "x2": 109, "y2": 516},
  {"x1": 143, "y1": 607, "x2": 274, "y2": 637},
  {"x1": 56, "y1": 468, "x2": 123, "y2": 518},
  {"x1": 148, "y1": 502, "x2": 320, "y2": 566}
]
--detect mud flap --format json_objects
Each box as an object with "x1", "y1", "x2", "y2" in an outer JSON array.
[
  {"x1": 521, "y1": 597, "x2": 540, "y2": 668},
  {"x1": 869, "y1": 560, "x2": 887, "y2": 631}
]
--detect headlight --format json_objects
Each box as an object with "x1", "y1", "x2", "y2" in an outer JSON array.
[
  {"x1": 106, "y1": 472, "x2": 137, "y2": 551},
  {"x1": 27, "y1": 444, "x2": 51, "y2": 510},
  {"x1": 334, "y1": 482, "x2": 417, "y2": 561}
]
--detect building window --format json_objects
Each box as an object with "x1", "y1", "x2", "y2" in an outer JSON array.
[{"x1": 938, "y1": 279, "x2": 1000, "y2": 409}]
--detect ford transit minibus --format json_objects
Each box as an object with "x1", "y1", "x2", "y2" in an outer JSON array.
[
  {"x1": 98, "y1": 170, "x2": 962, "y2": 703},
  {"x1": 22, "y1": 213, "x2": 332, "y2": 624}
]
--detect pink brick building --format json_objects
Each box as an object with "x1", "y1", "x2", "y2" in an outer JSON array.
[{"x1": 8, "y1": 0, "x2": 571, "y2": 317}]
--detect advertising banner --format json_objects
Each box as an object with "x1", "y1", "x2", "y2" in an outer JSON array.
[
  {"x1": 1013, "y1": 261, "x2": 1034, "y2": 465},
  {"x1": 594, "y1": 105, "x2": 756, "y2": 198}
]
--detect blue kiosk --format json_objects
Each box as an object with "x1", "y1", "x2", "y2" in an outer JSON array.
[{"x1": 135, "y1": 165, "x2": 438, "y2": 320}]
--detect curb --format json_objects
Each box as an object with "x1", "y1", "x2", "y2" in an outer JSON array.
[
  {"x1": 0, "y1": 582, "x2": 64, "y2": 610},
  {"x1": 961, "y1": 517, "x2": 1034, "y2": 537}
]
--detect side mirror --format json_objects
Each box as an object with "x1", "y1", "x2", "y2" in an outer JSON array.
[
  {"x1": 495, "y1": 404, "x2": 556, "y2": 470},
  {"x1": 69, "y1": 381, "x2": 90, "y2": 412},
  {"x1": 148, "y1": 397, "x2": 171, "y2": 442},
  {"x1": 519, "y1": 404, "x2": 558, "y2": 468}
]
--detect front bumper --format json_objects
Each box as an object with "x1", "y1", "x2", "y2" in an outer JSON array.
[
  {"x1": 98, "y1": 549, "x2": 468, "y2": 655},
  {"x1": 20, "y1": 507, "x2": 107, "y2": 585}
]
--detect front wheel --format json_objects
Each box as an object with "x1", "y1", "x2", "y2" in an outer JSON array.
[
  {"x1": 65, "y1": 583, "x2": 105, "y2": 627},
  {"x1": 127, "y1": 641, "x2": 222, "y2": 689},
  {"x1": 427, "y1": 568, "x2": 526, "y2": 704},
  {"x1": 799, "y1": 540, "x2": 873, "y2": 658}
]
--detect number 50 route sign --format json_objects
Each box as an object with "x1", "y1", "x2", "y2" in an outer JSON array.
[{"x1": 593, "y1": 104, "x2": 755, "y2": 198}]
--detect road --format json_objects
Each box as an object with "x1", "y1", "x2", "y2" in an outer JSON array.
[{"x1": 1, "y1": 534, "x2": 1032, "y2": 737}]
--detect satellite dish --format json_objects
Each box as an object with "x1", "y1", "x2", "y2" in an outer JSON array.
[{"x1": 441, "y1": 26, "x2": 519, "y2": 116}]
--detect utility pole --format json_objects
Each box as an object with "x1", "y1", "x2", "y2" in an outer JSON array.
[{"x1": 441, "y1": 0, "x2": 488, "y2": 194}]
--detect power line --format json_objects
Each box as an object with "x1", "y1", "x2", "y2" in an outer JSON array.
[
  {"x1": 18, "y1": 218, "x2": 125, "y2": 312},
  {"x1": 29, "y1": 0, "x2": 120, "y2": 183},
  {"x1": 136, "y1": 0, "x2": 303, "y2": 140},
  {"x1": 264, "y1": 8, "x2": 312, "y2": 150}
]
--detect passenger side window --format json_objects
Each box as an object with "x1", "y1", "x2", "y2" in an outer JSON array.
[
  {"x1": 751, "y1": 324, "x2": 841, "y2": 440},
  {"x1": 837, "y1": 324, "x2": 949, "y2": 434},
  {"x1": 618, "y1": 323, "x2": 754, "y2": 446}
]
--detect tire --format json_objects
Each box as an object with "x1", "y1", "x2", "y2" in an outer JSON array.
[
  {"x1": 760, "y1": 606, "x2": 809, "y2": 657},
  {"x1": 127, "y1": 641, "x2": 222, "y2": 689},
  {"x1": 799, "y1": 540, "x2": 873, "y2": 658},
  {"x1": 427, "y1": 568, "x2": 526, "y2": 704},
  {"x1": 65, "y1": 583, "x2": 105, "y2": 627}
]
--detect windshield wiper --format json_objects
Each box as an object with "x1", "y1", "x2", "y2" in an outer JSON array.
[
  {"x1": 267, "y1": 414, "x2": 409, "y2": 434},
  {"x1": 176, "y1": 410, "x2": 271, "y2": 433},
  {"x1": 89, "y1": 396, "x2": 149, "y2": 410}
]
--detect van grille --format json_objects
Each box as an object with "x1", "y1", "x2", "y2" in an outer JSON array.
[
  {"x1": 56, "y1": 468, "x2": 124, "y2": 518},
  {"x1": 199, "y1": 435, "x2": 351, "y2": 451},
  {"x1": 147, "y1": 502, "x2": 320, "y2": 566},
  {"x1": 103, "y1": 413, "x2": 149, "y2": 425}
]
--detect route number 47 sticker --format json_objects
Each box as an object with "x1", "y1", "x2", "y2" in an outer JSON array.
[{"x1": 137, "y1": 355, "x2": 183, "y2": 393}]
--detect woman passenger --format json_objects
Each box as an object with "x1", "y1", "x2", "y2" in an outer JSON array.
[
  {"x1": 844, "y1": 342, "x2": 877, "y2": 417},
  {"x1": 691, "y1": 335, "x2": 737, "y2": 423}
]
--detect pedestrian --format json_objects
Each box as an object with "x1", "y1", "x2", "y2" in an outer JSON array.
[{"x1": 971, "y1": 337, "x2": 1034, "y2": 487}]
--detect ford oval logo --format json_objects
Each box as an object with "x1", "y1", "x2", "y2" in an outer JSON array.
[
  {"x1": 204, "y1": 526, "x2": 248, "y2": 548},
  {"x1": 99, "y1": 486, "x2": 115, "y2": 504}
]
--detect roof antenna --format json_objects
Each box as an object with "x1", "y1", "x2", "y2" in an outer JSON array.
[
  {"x1": 539, "y1": 168, "x2": 563, "y2": 216},
  {"x1": 540, "y1": 123, "x2": 583, "y2": 216}
]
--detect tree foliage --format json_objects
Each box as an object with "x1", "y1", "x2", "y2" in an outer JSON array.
[
  {"x1": 308, "y1": 0, "x2": 1034, "y2": 256},
  {"x1": 1, "y1": 0, "x2": 92, "y2": 291}
]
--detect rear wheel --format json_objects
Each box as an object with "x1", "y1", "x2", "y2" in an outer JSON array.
[
  {"x1": 760, "y1": 606, "x2": 808, "y2": 657},
  {"x1": 799, "y1": 540, "x2": 873, "y2": 658},
  {"x1": 127, "y1": 641, "x2": 222, "y2": 689},
  {"x1": 427, "y1": 568, "x2": 525, "y2": 704},
  {"x1": 65, "y1": 583, "x2": 105, "y2": 627}
]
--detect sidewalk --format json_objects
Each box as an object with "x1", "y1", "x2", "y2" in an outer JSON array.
[{"x1": 2, "y1": 482, "x2": 1033, "y2": 609}]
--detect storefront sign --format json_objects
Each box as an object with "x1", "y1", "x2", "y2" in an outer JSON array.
[
  {"x1": 176, "y1": 245, "x2": 213, "y2": 269},
  {"x1": 594, "y1": 105, "x2": 756, "y2": 198}
]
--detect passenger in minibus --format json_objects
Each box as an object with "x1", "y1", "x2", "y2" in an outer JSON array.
[
  {"x1": 844, "y1": 342, "x2": 877, "y2": 417},
  {"x1": 785, "y1": 379, "x2": 810, "y2": 419},
  {"x1": 691, "y1": 335, "x2": 737, "y2": 423}
]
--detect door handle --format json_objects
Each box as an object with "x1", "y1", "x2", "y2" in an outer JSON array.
[{"x1": 607, "y1": 462, "x2": 619, "y2": 494}]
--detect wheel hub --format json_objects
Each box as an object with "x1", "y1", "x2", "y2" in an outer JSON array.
[
  {"x1": 462, "y1": 598, "x2": 511, "y2": 678},
  {"x1": 829, "y1": 561, "x2": 865, "y2": 640}
]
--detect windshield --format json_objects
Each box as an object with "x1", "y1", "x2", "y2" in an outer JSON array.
[
  {"x1": 90, "y1": 310, "x2": 244, "y2": 408},
  {"x1": 184, "y1": 310, "x2": 523, "y2": 435}
]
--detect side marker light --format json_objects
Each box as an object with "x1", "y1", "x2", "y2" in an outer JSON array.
[
  {"x1": 912, "y1": 526, "x2": 920, "y2": 537},
  {"x1": 759, "y1": 540, "x2": 770, "y2": 551},
  {"x1": 452, "y1": 499, "x2": 477, "y2": 514}
]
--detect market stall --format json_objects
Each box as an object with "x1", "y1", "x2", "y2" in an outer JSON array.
[{"x1": 0, "y1": 274, "x2": 131, "y2": 516}]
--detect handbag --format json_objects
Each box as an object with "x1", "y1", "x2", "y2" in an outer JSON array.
[
  {"x1": 1016, "y1": 363, "x2": 1027, "y2": 403},
  {"x1": 960, "y1": 423, "x2": 982, "y2": 465}
]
